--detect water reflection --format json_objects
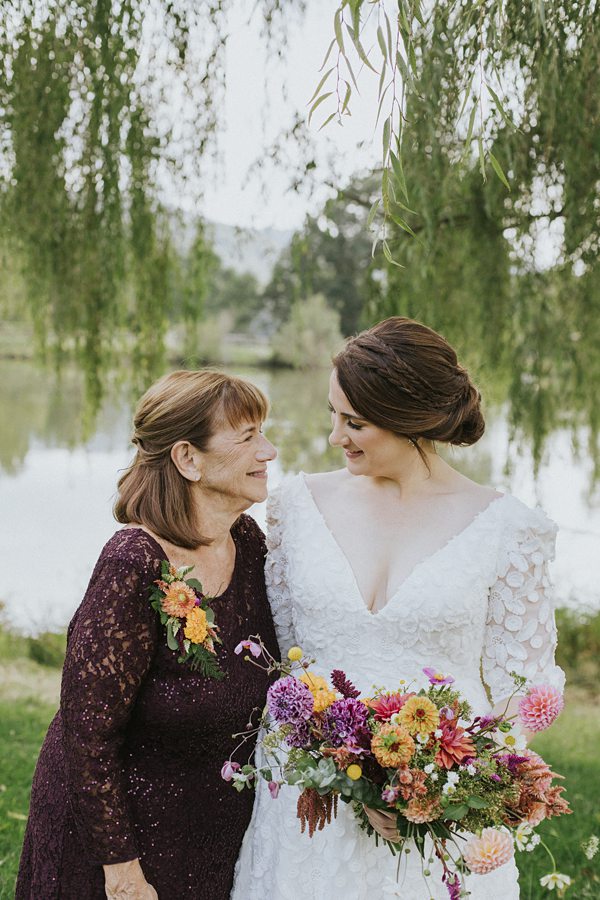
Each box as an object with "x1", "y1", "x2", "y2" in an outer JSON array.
[{"x1": 0, "y1": 360, "x2": 599, "y2": 632}]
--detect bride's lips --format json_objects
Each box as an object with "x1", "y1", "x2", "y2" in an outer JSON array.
[{"x1": 344, "y1": 450, "x2": 363, "y2": 459}]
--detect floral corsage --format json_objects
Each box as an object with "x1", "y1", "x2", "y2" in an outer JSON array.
[{"x1": 149, "y1": 562, "x2": 224, "y2": 679}]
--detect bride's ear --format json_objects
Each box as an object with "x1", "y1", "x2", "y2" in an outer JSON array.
[{"x1": 171, "y1": 441, "x2": 202, "y2": 482}]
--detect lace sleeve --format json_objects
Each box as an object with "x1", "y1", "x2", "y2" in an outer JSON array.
[
  {"x1": 60, "y1": 552, "x2": 157, "y2": 864},
  {"x1": 265, "y1": 485, "x2": 296, "y2": 657},
  {"x1": 482, "y1": 507, "x2": 566, "y2": 706}
]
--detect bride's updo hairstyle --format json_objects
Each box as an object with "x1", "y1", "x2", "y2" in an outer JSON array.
[
  {"x1": 333, "y1": 317, "x2": 485, "y2": 448},
  {"x1": 114, "y1": 370, "x2": 268, "y2": 549}
]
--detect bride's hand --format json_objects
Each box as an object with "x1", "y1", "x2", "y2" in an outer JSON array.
[
  {"x1": 103, "y1": 858, "x2": 159, "y2": 899},
  {"x1": 363, "y1": 806, "x2": 401, "y2": 842}
]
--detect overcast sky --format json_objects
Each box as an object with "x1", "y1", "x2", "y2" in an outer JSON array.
[{"x1": 199, "y1": 1, "x2": 380, "y2": 231}]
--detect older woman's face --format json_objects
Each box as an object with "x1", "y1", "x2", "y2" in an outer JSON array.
[{"x1": 198, "y1": 420, "x2": 277, "y2": 507}]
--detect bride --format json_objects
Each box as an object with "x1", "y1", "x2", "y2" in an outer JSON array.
[{"x1": 232, "y1": 317, "x2": 565, "y2": 900}]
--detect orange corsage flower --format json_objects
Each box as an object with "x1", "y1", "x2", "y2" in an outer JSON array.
[
  {"x1": 371, "y1": 723, "x2": 415, "y2": 768},
  {"x1": 184, "y1": 607, "x2": 208, "y2": 644},
  {"x1": 161, "y1": 581, "x2": 198, "y2": 617},
  {"x1": 395, "y1": 695, "x2": 440, "y2": 736}
]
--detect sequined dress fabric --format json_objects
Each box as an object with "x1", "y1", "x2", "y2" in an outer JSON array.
[
  {"x1": 232, "y1": 474, "x2": 566, "y2": 900},
  {"x1": 16, "y1": 517, "x2": 279, "y2": 900}
]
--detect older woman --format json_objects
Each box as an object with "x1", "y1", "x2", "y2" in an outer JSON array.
[{"x1": 16, "y1": 370, "x2": 279, "y2": 900}]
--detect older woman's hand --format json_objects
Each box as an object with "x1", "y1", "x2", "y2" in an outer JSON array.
[
  {"x1": 103, "y1": 858, "x2": 159, "y2": 899},
  {"x1": 363, "y1": 806, "x2": 401, "y2": 843}
]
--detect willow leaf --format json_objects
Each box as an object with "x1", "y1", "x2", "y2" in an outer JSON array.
[
  {"x1": 489, "y1": 151, "x2": 510, "y2": 190},
  {"x1": 345, "y1": 24, "x2": 378, "y2": 73},
  {"x1": 367, "y1": 198, "x2": 381, "y2": 229},
  {"x1": 308, "y1": 91, "x2": 333, "y2": 126},
  {"x1": 334, "y1": 9, "x2": 345, "y2": 55},
  {"x1": 377, "y1": 25, "x2": 388, "y2": 62},
  {"x1": 478, "y1": 136, "x2": 486, "y2": 181},
  {"x1": 308, "y1": 67, "x2": 335, "y2": 106},
  {"x1": 486, "y1": 83, "x2": 518, "y2": 132}
]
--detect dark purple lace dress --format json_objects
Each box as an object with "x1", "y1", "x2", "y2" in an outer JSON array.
[{"x1": 16, "y1": 516, "x2": 279, "y2": 900}]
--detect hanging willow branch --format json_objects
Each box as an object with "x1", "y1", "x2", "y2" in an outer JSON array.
[{"x1": 311, "y1": 0, "x2": 597, "y2": 263}]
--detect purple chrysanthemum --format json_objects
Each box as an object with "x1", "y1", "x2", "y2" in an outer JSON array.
[
  {"x1": 495, "y1": 753, "x2": 530, "y2": 775},
  {"x1": 322, "y1": 698, "x2": 370, "y2": 749},
  {"x1": 330, "y1": 669, "x2": 360, "y2": 699},
  {"x1": 267, "y1": 676, "x2": 314, "y2": 725},
  {"x1": 285, "y1": 720, "x2": 312, "y2": 748}
]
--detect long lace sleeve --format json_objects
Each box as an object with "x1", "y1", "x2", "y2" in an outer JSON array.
[
  {"x1": 60, "y1": 549, "x2": 158, "y2": 864},
  {"x1": 265, "y1": 485, "x2": 296, "y2": 657},
  {"x1": 482, "y1": 506, "x2": 566, "y2": 706}
]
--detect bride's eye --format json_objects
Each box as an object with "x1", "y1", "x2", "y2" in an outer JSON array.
[{"x1": 348, "y1": 421, "x2": 363, "y2": 431}]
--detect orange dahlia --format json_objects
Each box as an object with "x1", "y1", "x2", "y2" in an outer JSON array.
[
  {"x1": 371, "y1": 723, "x2": 415, "y2": 768},
  {"x1": 434, "y1": 724, "x2": 476, "y2": 769},
  {"x1": 395, "y1": 695, "x2": 439, "y2": 736},
  {"x1": 463, "y1": 828, "x2": 514, "y2": 874},
  {"x1": 299, "y1": 672, "x2": 338, "y2": 713},
  {"x1": 161, "y1": 581, "x2": 198, "y2": 617},
  {"x1": 184, "y1": 606, "x2": 208, "y2": 644}
]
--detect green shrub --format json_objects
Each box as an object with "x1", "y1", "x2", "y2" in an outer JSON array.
[
  {"x1": 556, "y1": 607, "x2": 600, "y2": 690},
  {"x1": 271, "y1": 294, "x2": 344, "y2": 369},
  {"x1": 26, "y1": 632, "x2": 66, "y2": 669}
]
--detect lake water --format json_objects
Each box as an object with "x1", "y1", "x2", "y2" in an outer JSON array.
[{"x1": 1, "y1": 359, "x2": 599, "y2": 633}]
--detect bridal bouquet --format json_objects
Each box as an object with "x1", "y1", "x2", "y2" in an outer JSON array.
[{"x1": 223, "y1": 638, "x2": 570, "y2": 898}]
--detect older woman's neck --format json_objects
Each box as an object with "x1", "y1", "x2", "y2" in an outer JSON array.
[{"x1": 192, "y1": 490, "x2": 250, "y2": 547}]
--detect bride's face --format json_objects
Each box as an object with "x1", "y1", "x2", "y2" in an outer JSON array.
[{"x1": 328, "y1": 370, "x2": 411, "y2": 478}]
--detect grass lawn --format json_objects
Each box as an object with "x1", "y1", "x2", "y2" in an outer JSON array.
[{"x1": 0, "y1": 656, "x2": 598, "y2": 899}]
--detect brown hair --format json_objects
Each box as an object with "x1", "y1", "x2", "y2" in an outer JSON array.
[
  {"x1": 333, "y1": 317, "x2": 484, "y2": 447},
  {"x1": 114, "y1": 370, "x2": 269, "y2": 549}
]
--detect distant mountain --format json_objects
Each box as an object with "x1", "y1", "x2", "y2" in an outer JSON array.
[{"x1": 207, "y1": 222, "x2": 293, "y2": 285}]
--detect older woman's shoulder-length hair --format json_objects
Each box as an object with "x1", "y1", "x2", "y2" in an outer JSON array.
[{"x1": 114, "y1": 370, "x2": 269, "y2": 549}]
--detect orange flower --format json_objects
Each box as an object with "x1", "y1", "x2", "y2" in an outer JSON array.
[
  {"x1": 395, "y1": 695, "x2": 439, "y2": 736},
  {"x1": 371, "y1": 724, "x2": 415, "y2": 768},
  {"x1": 161, "y1": 581, "x2": 198, "y2": 617},
  {"x1": 184, "y1": 607, "x2": 208, "y2": 644},
  {"x1": 434, "y1": 724, "x2": 476, "y2": 769},
  {"x1": 463, "y1": 828, "x2": 514, "y2": 874},
  {"x1": 299, "y1": 672, "x2": 338, "y2": 713},
  {"x1": 404, "y1": 796, "x2": 442, "y2": 824}
]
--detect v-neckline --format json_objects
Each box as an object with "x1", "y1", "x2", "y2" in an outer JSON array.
[{"x1": 298, "y1": 474, "x2": 506, "y2": 617}]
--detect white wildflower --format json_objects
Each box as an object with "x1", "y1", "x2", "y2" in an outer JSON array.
[
  {"x1": 539, "y1": 872, "x2": 571, "y2": 891},
  {"x1": 582, "y1": 835, "x2": 599, "y2": 860}
]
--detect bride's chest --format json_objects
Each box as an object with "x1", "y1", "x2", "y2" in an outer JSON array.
[{"x1": 282, "y1": 508, "x2": 501, "y2": 630}]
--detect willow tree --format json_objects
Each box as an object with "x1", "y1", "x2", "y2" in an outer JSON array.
[{"x1": 1, "y1": 0, "x2": 598, "y2": 413}]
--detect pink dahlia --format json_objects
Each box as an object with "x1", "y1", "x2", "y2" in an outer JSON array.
[
  {"x1": 519, "y1": 684, "x2": 564, "y2": 732},
  {"x1": 463, "y1": 828, "x2": 514, "y2": 874},
  {"x1": 366, "y1": 692, "x2": 414, "y2": 721}
]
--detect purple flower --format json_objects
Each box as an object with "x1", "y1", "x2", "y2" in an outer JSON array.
[
  {"x1": 267, "y1": 676, "x2": 314, "y2": 725},
  {"x1": 330, "y1": 669, "x2": 360, "y2": 699},
  {"x1": 285, "y1": 720, "x2": 312, "y2": 748},
  {"x1": 443, "y1": 872, "x2": 461, "y2": 900},
  {"x1": 490, "y1": 773, "x2": 502, "y2": 783},
  {"x1": 441, "y1": 707, "x2": 455, "y2": 721},
  {"x1": 234, "y1": 639, "x2": 262, "y2": 658},
  {"x1": 495, "y1": 753, "x2": 529, "y2": 775},
  {"x1": 423, "y1": 667, "x2": 455, "y2": 686},
  {"x1": 381, "y1": 785, "x2": 400, "y2": 804},
  {"x1": 268, "y1": 781, "x2": 281, "y2": 799},
  {"x1": 221, "y1": 760, "x2": 241, "y2": 782},
  {"x1": 322, "y1": 698, "x2": 371, "y2": 749}
]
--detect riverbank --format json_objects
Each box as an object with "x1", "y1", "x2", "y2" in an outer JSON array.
[{"x1": 0, "y1": 622, "x2": 598, "y2": 899}]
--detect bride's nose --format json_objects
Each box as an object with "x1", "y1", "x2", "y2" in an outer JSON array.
[{"x1": 329, "y1": 418, "x2": 348, "y2": 448}]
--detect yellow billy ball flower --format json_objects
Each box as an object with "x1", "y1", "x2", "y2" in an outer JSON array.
[
  {"x1": 183, "y1": 606, "x2": 208, "y2": 644},
  {"x1": 299, "y1": 671, "x2": 338, "y2": 713},
  {"x1": 287, "y1": 646, "x2": 304, "y2": 662},
  {"x1": 346, "y1": 764, "x2": 362, "y2": 781}
]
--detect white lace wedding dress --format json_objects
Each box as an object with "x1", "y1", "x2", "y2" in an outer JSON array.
[{"x1": 232, "y1": 473, "x2": 565, "y2": 900}]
